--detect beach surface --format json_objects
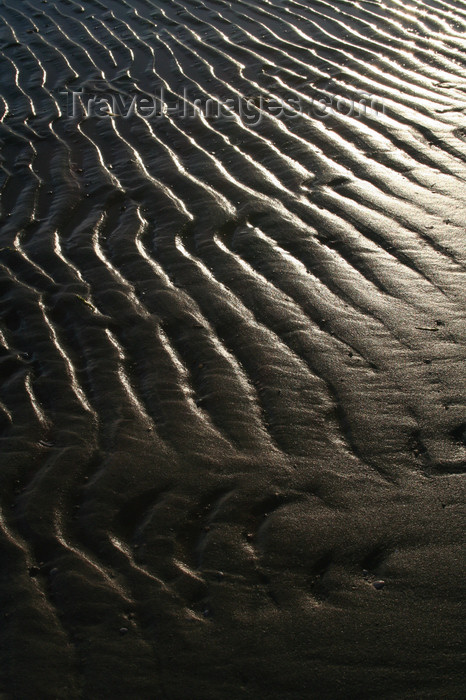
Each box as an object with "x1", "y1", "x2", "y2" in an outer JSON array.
[{"x1": 0, "y1": 0, "x2": 465, "y2": 697}]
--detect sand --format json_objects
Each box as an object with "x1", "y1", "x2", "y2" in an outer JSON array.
[{"x1": 0, "y1": 0, "x2": 464, "y2": 697}]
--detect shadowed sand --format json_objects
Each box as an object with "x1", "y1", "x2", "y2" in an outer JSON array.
[{"x1": 0, "y1": 0, "x2": 465, "y2": 698}]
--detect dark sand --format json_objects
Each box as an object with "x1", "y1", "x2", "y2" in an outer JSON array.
[{"x1": 0, "y1": 0, "x2": 465, "y2": 697}]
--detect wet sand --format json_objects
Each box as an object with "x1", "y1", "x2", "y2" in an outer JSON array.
[{"x1": 0, "y1": 0, "x2": 465, "y2": 697}]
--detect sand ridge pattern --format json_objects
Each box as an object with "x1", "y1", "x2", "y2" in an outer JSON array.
[{"x1": 0, "y1": 0, "x2": 465, "y2": 698}]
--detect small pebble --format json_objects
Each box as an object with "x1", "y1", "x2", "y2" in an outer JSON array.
[
  {"x1": 373, "y1": 580, "x2": 385, "y2": 590},
  {"x1": 119, "y1": 627, "x2": 128, "y2": 635}
]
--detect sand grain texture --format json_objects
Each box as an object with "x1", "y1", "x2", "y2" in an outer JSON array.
[{"x1": 0, "y1": 0, "x2": 465, "y2": 698}]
